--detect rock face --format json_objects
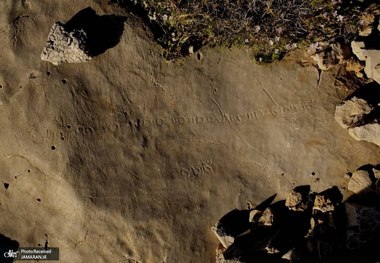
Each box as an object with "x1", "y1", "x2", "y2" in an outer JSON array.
[
  {"x1": 41, "y1": 22, "x2": 92, "y2": 65},
  {"x1": 2, "y1": 2, "x2": 380, "y2": 262},
  {"x1": 335, "y1": 95, "x2": 380, "y2": 147}
]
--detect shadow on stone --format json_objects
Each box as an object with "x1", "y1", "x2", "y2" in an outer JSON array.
[
  {"x1": 0, "y1": 234, "x2": 19, "y2": 263},
  {"x1": 218, "y1": 209, "x2": 250, "y2": 238},
  {"x1": 64, "y1": 7, "x2": 126, "y2": 57},
  {"x1": 213, "y1": 183, "x2": 380, "y2": 262},
  {"x1": 254, "y1": 194, "x2": 277, "y2": 211}
]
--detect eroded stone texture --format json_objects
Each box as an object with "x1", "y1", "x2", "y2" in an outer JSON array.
[
  {"x1": 347, "y1": 170, "x2": 373, "y2": 194},
  {"x1": 313, "y1": 194, "x2": 335, "y2": 213},
  {"x1": 285, "y1": 190, "x2": 303, "y2": 211},
  {"x1": 349, "y1": 124, "x2": 380, "y2": 147},
  {"x1": 41, "y1": 22, "x2": 92, "y2": 65}
]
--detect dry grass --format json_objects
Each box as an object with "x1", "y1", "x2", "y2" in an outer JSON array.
[{"x1": 111, "y1": 0, "x2": 379, "y2": 62}]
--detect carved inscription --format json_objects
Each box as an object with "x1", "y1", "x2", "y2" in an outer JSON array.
[
  {"x1": 181, "y1": 160, "x2": 213, "y2": 178},
  {"x1": 58, "y1": 100, "x2": 314, "y2": 137},
  {"x1": 144, "y1": 101, "x2": 314, "y2": 127}
]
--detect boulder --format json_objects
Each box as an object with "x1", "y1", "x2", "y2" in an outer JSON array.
[
  {"x1": 41, "y1": 22, "x2": 92, "y2": 65},
  {"x1": 347, "y1": 170, "x2": 373, "y2": 194}
]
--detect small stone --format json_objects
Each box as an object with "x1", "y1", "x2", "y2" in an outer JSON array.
[
  {"x1": 265, "y1": 246, "x2": 280, "y2": 254},
  {"x1": 347, "y1": 170, "x2": 373, "y2": 194},
  {"x1": 281, "y1": 249, "x2": 298, "y2": 261},
  {"x1": 41, "y1": 22, "x2": 92, "y2": 65},
  {"x1": 258, "y1": 208, "x2": 274, "y2": 226},
  {"x1": 313, "y1": 194, "x2": 334, "y2": 213},
  {"x1": 285, "y1": 190, "x2": 303, "y2": 210}
]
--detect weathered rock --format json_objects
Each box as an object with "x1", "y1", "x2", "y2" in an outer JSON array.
[
  {"x1": 313, "y1": 194, "x2": 334, "y2": 213},
  {"x1": 334, "y1": 97, "x2": 373, "y2": 129},
  {"x1": 258, "y1": 208, "x2": 274, "y2": 226},
  {"x1": 348, "y1": 123, "x2": 380, "y2": 147},
  {"x1": 41, "y1": 22, "x2": 92, "y2": 65},
  {"x1": 351, "y1": 41, "x2": 380, "y2": 85},
  {"x1": 285, "y1": 190, "x2": 303, "y2": 210},
  {"x1": 347, "y1": 170, "x2": 373, "y2": 194}
]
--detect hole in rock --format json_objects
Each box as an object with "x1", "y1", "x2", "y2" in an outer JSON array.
[
  {"x1": 62, "y1": 79, "x2": 67, "y2": 84},
  {"x1": 4, "y1": 183, "x2": 9, "y2": 189},
  {"x1": 37, "y1": 198, "x2": 41, "y2": 202},
  {"x1": 197, "y1": 52, "x2": 202, "y2": 61},
  {"x1": 51, "y1": 146, "x2": 56, "y2": 150}
]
